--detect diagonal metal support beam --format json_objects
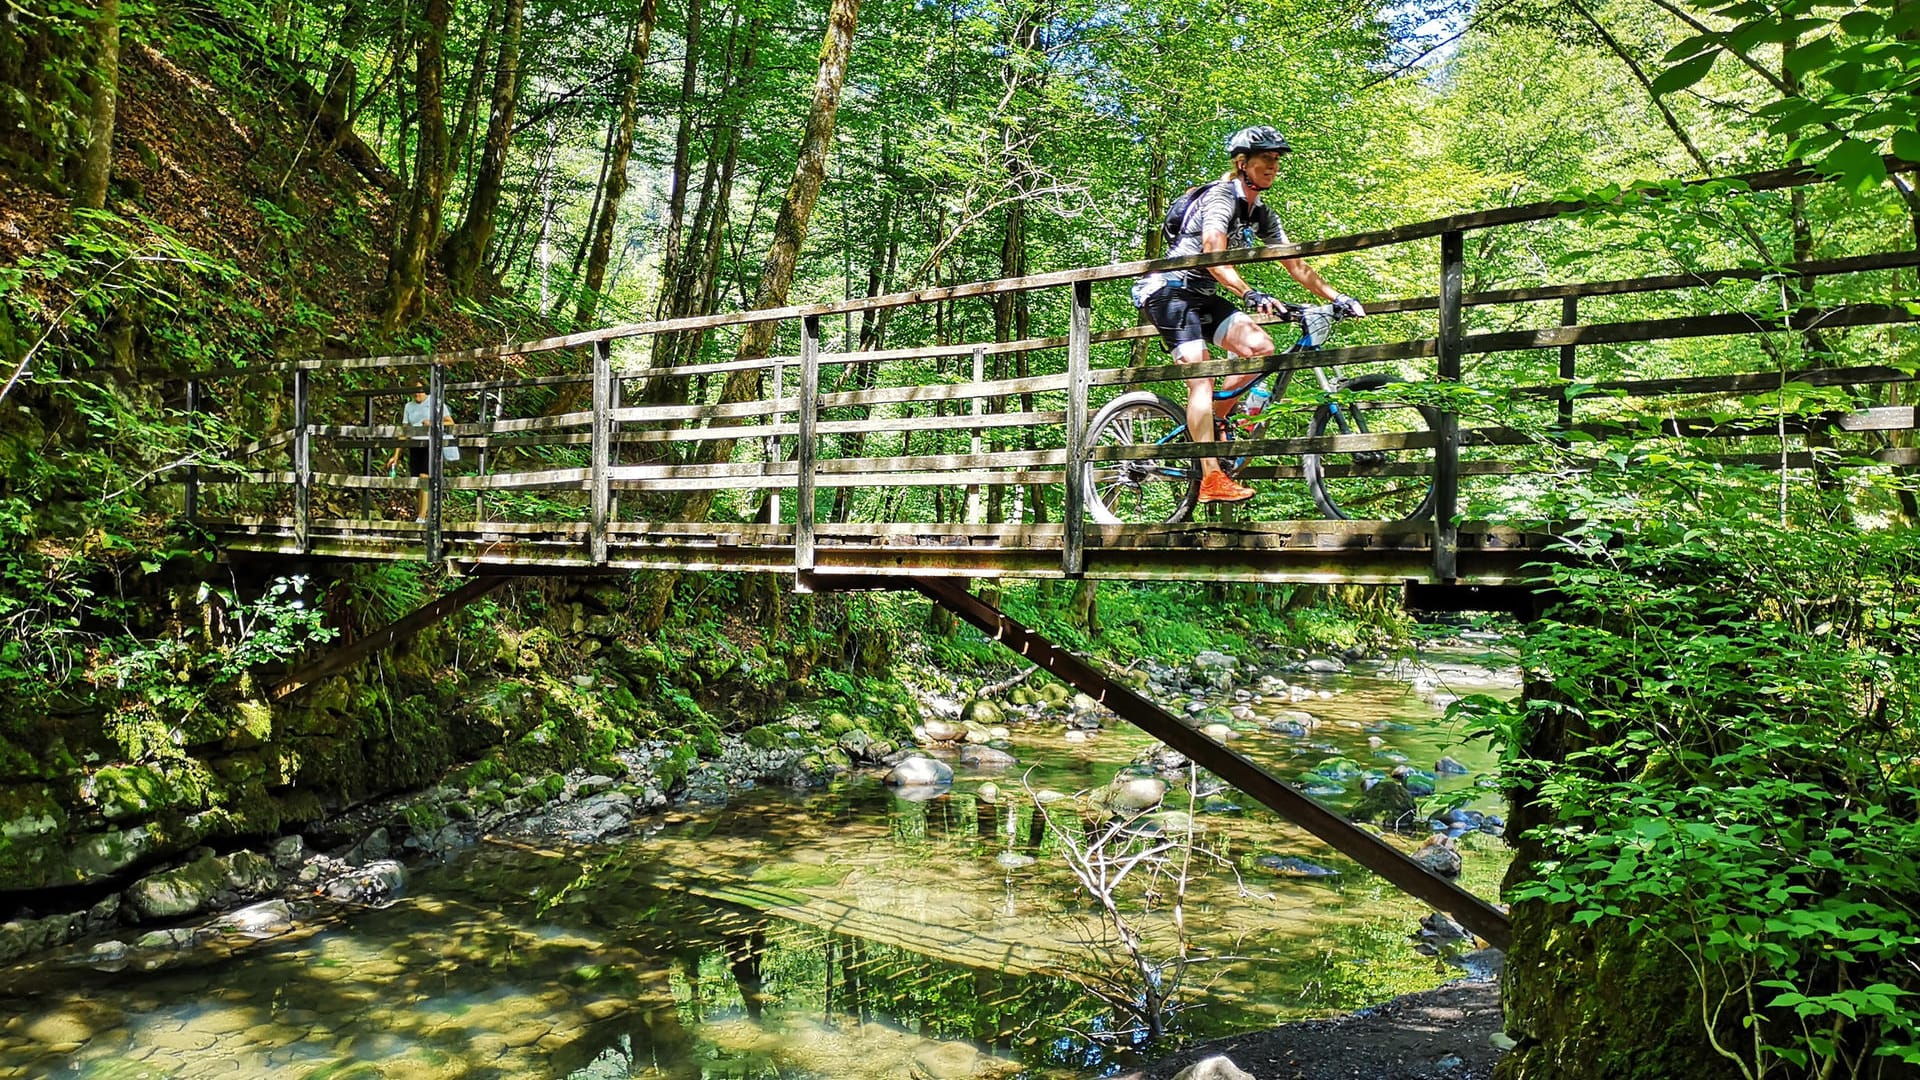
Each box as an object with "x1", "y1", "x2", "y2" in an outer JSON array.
[
  {"x1": 270, "y1": 577, "x2": 510, "y2": 701},
  {"x1": 902, "y1": 574, "x2": 1511, "y2": 950}
]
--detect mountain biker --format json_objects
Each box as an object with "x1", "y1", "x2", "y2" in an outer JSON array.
[{"x1": 1134, "y1": 124, "x2": 1367, "y2": 504}]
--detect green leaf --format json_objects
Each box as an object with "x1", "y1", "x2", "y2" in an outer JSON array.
[
  {"x1": 1892, "y1": 129, "x2": 1920, "y2": 164},
  {"x1": 1652, "y1": 50, "x2": 1720, "y2": 95},
  {"x1": 1817, "y1": 138, "x2": 1890, "y2": 195}
]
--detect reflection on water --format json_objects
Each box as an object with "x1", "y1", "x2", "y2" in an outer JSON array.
[{"x1": 0, "y1": 648, "x2": 1516, "y2": 1079}]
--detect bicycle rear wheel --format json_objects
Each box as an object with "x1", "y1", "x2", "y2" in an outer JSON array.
[
  {"x1": 1304, "y1": 375, "x2": 1438, "y2": 522},
  {"x1": 1083, "y1": 391, "x2": 1200, "y2": 525}
]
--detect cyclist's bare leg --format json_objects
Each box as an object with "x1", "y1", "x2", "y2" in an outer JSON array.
[
  {"x1": 1173, "y1": 340, "x2": 1226, "y2": 479},
  {"x1": 1216, "y1": 315, "x2": 1276, "y2": 419}
]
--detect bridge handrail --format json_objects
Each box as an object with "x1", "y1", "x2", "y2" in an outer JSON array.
[{"x1": 173, "y1": 158, "x2": 1913, "y2": 380}]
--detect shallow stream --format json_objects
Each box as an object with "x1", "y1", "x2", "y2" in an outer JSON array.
[{"x1": 0, "y1": 645, "x2": 1518, "y2": 1079}]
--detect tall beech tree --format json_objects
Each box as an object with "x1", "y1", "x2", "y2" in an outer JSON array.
[
  {"x1": 573, "y1": 0, "x2": 657, "y2": 328},
  {"x1": 75, "y1": 0, "x2": 121, "y2": 210},
  {"x1": 442, "y1": 0, "x2": 525, "y2": 295},
  {"x1": 637, "y1": 0, "x2": 861, "y2": 629},
  {"x1": 382, "y1": 0, "x2": 451, "y2": 329}
]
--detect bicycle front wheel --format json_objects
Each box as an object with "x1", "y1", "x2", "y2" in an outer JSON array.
[
  {"x1": 1304, "y1": 375, "x2": 1438, "y2": 522},
  {"x1": 1083, "y1": 391, "x2": 1199, "y2": 525}
]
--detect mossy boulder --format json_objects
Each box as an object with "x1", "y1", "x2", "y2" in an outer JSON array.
[
  {"x1": 1348, "y1": 779, "x2": 1418, "y2": 830},
  {"x1": 125, "y1": 851, "x2": 228, "y2": 922},
  {"x1": 0, "y1": 729, "x2": 80, "y2": 782},
  {"x1": 224, "y1": 701, "x2": 275, "y2": 748},
  {"x1": 0, "y1": 784, "x2": 70, "y2": 890},
  {"x1": 960, "y1": 698, "x2": 1004, "y2": 727},
  {"x1": 84, "y1": 764, "x2": 179, "y2": 822},
  {"x1": 742, "y1": 726, "x2": 789, "y2": 751}
]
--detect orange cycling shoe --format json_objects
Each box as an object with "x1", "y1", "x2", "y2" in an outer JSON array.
[{"x1": 1198, "y1": 472, "x2": 1256, "y2": 504}]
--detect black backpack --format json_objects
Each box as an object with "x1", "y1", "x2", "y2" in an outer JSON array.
[{"x1": 1162, "y1": 180, "x2": 1251, "y2": 248}]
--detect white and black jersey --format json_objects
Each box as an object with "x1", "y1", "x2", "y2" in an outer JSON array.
[{"x1": 1161, "y1": 179, "x2": 1288, "y2": 294}]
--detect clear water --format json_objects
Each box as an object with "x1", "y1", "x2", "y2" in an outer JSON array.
[{"x1": 0, "y1": 647, "x2": 1517, "y2": 1079}]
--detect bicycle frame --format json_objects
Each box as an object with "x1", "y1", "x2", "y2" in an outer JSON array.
[{"x1": 1162, "y1": 309, "x2": 1347, "y2": 455}]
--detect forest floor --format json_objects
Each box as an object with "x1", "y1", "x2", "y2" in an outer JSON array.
[{"x1": 1119, "y1": 981, "x2": 1505, "y2": 1080}]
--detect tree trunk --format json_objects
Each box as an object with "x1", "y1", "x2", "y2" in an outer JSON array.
[
  {"x1": 654, "y1": 0, "x2": 705, "y2": 320},
  {"x1": 649, "y1": 12, "x2": 753, "y2": 390},
  {"x1": 382, "y1": 0, "x2": 451, "y2": 331},
  {"x1": 987, "y1": 8, "x2": 1042, "y2": 526},
  {"x1": 1132, "y1": 134, "x2": 1169, "y2": 366},
  {"x1": 635, "y1": 0, "x2": 862, "y2": 631},
  {"x1": 447, "y1": 0, "x2": 500, "y2": 200},
  {"x1": 442, "y1": 0, "x2": 524, "y2": 296},
  {"x1": 574, "y1": 0, "x2": 655, "y2": 331},
  {"x1": 75, "y1": 0, "x2": 121, "y2": 210},
  {"x1": 829, "y1": 141, "x2": 899, "y2": 524}
]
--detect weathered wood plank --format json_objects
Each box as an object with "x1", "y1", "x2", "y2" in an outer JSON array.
[
  {"x1": 797, "y1": 315, "x2": 821, "y2": 571},
  {"x1": 610, "y1": 469, "x2": 1068, "y2": 492},
  {"x1": 186, "y1": 160, "x2": 1903, "y2": 377},
  {"x1": 1371, "y1": 249, "x2": 1920, "y2": 316},
  {"x1": 1515, "y1": 364, "x2": 1918, "y2": 400}
]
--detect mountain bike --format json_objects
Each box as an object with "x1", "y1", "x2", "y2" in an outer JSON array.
[{"x1": 1082, "y1": 303, "x2": 1439, "y2": 524}]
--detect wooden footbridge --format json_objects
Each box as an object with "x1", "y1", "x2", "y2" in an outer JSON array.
[{"x1": 167, "y1": 161, "x2": 1920, "y2": 952}]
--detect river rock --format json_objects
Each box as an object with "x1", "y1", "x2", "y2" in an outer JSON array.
[
  {"x1": 135, "y1": 927, "x2": 200, "y2": 951},
  {"x1": 1435, "y1": 755, "x2": 1470, "y2": 775},
  {"x1": 1255, "y1": 854, "x2": 1340, "y2": 878},
  {"x1": 1106, "y1": 776, "x2": 1167, "y2": 812},
  {"x1": 1351, "y1": 780, "x2": 1418, "y2": 830},
  {"x1": 1392, "y1": 765, "x2": 1439, "y2": 797},
  {"x1": 223, "y1": 850, "x2": 280, "y2": 899},
  {"x1": 345, "y1": 827, "x2": 390, "y2": 866},
  {"x1": 322, "y1": 859, "x2": 408, "y2": 904},
  {"x1": 1303, "y1": 657, "x2": 1347, "y2": 674},
  {"x1": 269, "y1": 834, "x2": 305, "y2": 868},
  {"x1": 125, "y1": 852, "x2": 228, "y2": 922},
  {"x1": 1415, "y1": 911, "x2": 1473, "y2": 948},
  {"x1": 1201, "y1": 723, "x2": 1237, "y2": 742},
  {"x1": 1172, "y1": 1055, "x2": 1257, "y2": 1080},
  {"x1": 68, "y1": 823, "x2": 163, "y2": 883},
  {"x1": 960, "y1": 698, "x2": 1004, "y2": 727},
  {"x1": 0, "y1": 913, "x2": 80, "y2": 964},
  {"x1": 1412, "y1": 834, "x2": 1462, "y2": 878},
  {"x1": 214, "y1": 900, "x2": 295, "y2": 938},
  {"x1": 1310, "y1": 756, "x2": 1365, "y2": 780},
  {"x1": 885, "y1": 756, "x2": 954, "y2": 787},
  {"x1": 994, "y1": 852, "x2": 1036, "y2": 869},
  {"x1": 959, "y1": 744, "x2": 1017, "y2": 769},
  {"x1": 976, "y1": 782, "x2": 1000, "y2": 804},
  {"x1": 923, "y1": 718, "x2": 965, "y2": 742}
]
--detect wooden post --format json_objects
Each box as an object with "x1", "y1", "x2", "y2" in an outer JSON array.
[
  {"x1": 766, "y1": 357, "x2": 784, "y2": 525},
  {"x1": 607, "y1": 372, "x2": 623, "y2": 525},
  {"x1": 427, "y1": 363, "x2": 444, "y2": 563},
  {"x1": 293, "y1": 369, "x2": 311, "y2": 554},
  {"x1": 184, "y1": 379, "x2": 199, "y2": 523},
  {"x1": 590, "y1": 340, "x2": 611, "y2": 565},
  {"x1": 966, "y1": 346, "x2": 985, "y2": 524},
  {"x1": 796, "y1": 315, "x2": 821, "y2": 572},
  {"x1": 1064, "y1": 280, "x2": 1091, "y2": 575},
  {"x1": 1558, "y1": 296, "x2": 1577, "y2": 440},
  {"x1": 1433, "y1": 231, "x2": 1464, "y2": 581},
  {"x1": 475, "y1": 387, "x2": 492, "y2": 521},
  {"x1": 359, "y1": 392, "x2": 374, "y2": 519}
]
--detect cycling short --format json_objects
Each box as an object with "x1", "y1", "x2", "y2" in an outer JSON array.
[{"x1": 1141, "y1": 284, "x2": 1242, "y2": 354}]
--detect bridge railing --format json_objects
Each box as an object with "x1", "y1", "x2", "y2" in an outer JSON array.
[{"x1": 174, "y1": 159, "x2": 1920, "y2": 582}]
